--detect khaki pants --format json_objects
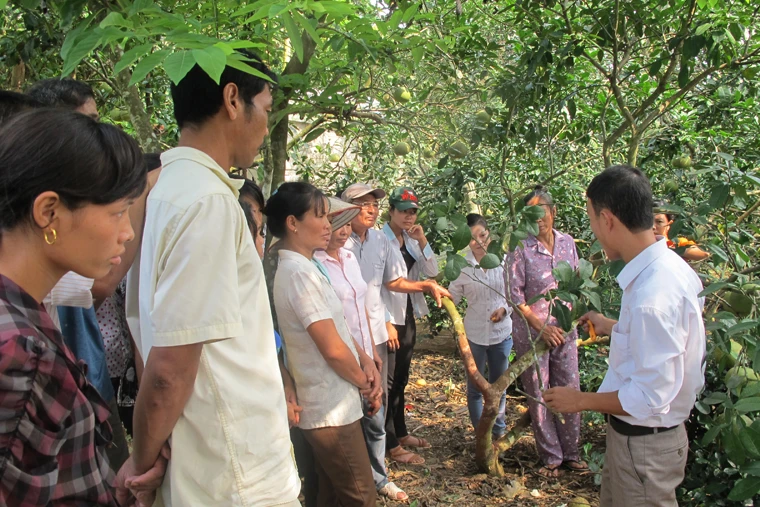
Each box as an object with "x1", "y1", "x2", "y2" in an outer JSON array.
[{"x1": 600, "y1": 422, "x2": 688, "y2": 507}]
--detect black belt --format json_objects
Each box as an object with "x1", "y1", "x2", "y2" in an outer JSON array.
[{"x1": 608, "y1": 415, "x2": 678, "y2": 437}]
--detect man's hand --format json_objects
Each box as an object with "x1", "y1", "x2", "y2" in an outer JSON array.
[
  {"x1": 490, "y1": 308, "x2": 507, "y2": 323},
  {"x1": 366, "y1": 396, "x2": 382, "y2": 417},
  {"x1": 579, "y1": 311, "x2": 616, "y2": 337},
  {"x1": 284, "y1": 385, "x2": 303, "y2": 428},
  {"x1": 424, "y1": 281, "x2": 452, "y2": 307},
  {"x1": 386, "y1": 322, "x2": 399, "y2": 351},
  {"x1": 543, "y1": 386, "x2": 585, "y2": 414},
  {"x1": 114, "y1": 444, "x2": 171, "y2": 507},
  {"x1": 538, "y1": 325, "x2": 565, "y2": 348}
]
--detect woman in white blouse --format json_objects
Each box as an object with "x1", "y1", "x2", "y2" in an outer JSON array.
[
  {"x1": 448, "y1": 214, "x2": 513, "y2": 439},
  {"x1": 265, "y1": 182, "x2": 382, "y2": 507}
]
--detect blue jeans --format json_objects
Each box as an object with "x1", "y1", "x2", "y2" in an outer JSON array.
[
  {"x1": 466, "y1": 338, "x2": 513, "y2": 438},
  {"x1": 361, "y1": 400, "x2": 389, "y2": 490}
]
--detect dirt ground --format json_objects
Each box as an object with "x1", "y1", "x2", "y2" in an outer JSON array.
[{"x1": 378, "y1": 333, "x2": 604, "y2": 507}]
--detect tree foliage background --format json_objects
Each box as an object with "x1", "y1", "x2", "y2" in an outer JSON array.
[{"x1": 2, "y1": 0, "x2": 760, "y2": 502}]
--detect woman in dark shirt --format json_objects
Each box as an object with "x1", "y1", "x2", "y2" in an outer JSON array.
[{"x1": 0, "y1": 109, "x2": 164, "y2": 506}]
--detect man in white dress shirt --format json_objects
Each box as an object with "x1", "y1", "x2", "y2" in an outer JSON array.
[{"x1": 544, "y1": 165, "x2": 706, "y2": 507}]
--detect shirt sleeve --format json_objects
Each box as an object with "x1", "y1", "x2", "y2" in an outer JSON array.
[
  {"x1": 506, "y1": 247, "x2": 527, "y2": 306},
  {"x1": 419, "y1": 243, "x2": 439, "y2": 278},
  {"x1": 287, "y1": 269, "x2": 334, "y2": 329},
  {"x1": 617, "y1": 306, "x2": 686, "y2": 421},
  {"x1": 448, "y1": 271, "x2": 466, "y2": 305},
  {"x1": 0, "y1": 334, "x2": 73, "y2": 506},
  {"x1": 151, "y1": 195, "x2": 243, "y2": 346},
  {"x1": 382, "y1": 239, "x2": 406, "y2": 284},
  {"x1": 45, "y1": 272, "x2": 94, "y2": 308},
  {"x1": 568, "y1": 234, "x2": 580, "y2": 270}
]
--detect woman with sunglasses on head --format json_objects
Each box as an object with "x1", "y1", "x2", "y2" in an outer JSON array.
[
  {"x1": 506, "y1": 185, "x2": 585, "y2": 479},
  {"x1": 265, "y1": 182, "x2": 381, "y2": 507},
  {"x1": 0, "y1": 109, "x2": 166, "y2": 506}
]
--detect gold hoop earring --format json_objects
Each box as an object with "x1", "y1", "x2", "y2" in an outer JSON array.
[{"x1": 44, "y1": 229, "x2": 57, "y2": 245}]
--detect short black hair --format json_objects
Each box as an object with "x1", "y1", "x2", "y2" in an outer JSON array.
[
  {"x1": 143, "y1": 152, "x2": 163, "y2": 173},
  {"x1": 653, "y1": 199, "x2": 674, "y2": 222},
  {"x1": 523, "y1": 185, "x2": 554, "y2": 206},
  {"x1": 0, "y1": 90, "x2": 43, "y2": 126},
  {"x1": 466, "y1": 213, "x2": 488, "y2": 229},
  {"x1": 170, "y1": 50, "x2": 277, "y2": 129},
  {"x1": 587, "y1": 165, "x2": 654, "y2": 232},
  {"x1": 0, "y1": 109, "x2": 146, "y2": 234},
  {"x1": 26, "y1": 78, "x2": 95, "y2": 110},
  {"x1": 230, "y1": 174, "x2": 265, "y2": 211},
  {"x1": 263, "y1": 181, "x2": 326, "y2": 238}
]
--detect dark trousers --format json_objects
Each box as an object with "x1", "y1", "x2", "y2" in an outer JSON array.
[
  {"x1": 385, "y1": 307, "x2": 417, "y2": 450},
  {"x1": 303, "y1": 420, "x2": 376, "y2": 507},
  {"x1": 291, "y1": 427, "x2": 318, "y2": 507}
]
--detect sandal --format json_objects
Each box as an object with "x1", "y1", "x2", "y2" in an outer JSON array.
[
  {"x1": 536, "y1": 464, "x2": 563, "y2": 478},
  {"x1": 378, "y1": 482, "x2": 409, "y2": 502},
  {"x1": 398, "y1": 435, "x2": 431, "y2": 449},
  {"x1": 563, "y1": 460, "x2": 589, "y2": 472},
  {"x1": 389, "y1": 446, "x2": 425, "y2": 465}
]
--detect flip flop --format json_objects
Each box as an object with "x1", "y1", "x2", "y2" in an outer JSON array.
[
  {"x1": 563, "y1": 460, "x2": 589, "y2": 472},
  {"x1": 536, "y1": 464, "x2": 563, "y2": 478},
  {"x1": 398, "y1": 435, "x2": 431, "y2": 449},
  {"x1": 389, "y1": 446, "x2": 425, "y2": 465}
]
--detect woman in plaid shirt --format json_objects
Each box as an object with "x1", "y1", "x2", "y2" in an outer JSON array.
[{"x1": 0, "y1": 110, "x2": 162, "y2": 506}]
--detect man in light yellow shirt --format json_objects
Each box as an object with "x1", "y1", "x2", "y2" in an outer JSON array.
[{"x1": 127, "y1": 53, "x2": 300, "y2": 506}]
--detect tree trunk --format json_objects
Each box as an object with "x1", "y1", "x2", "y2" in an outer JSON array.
[
  {"x1": 115, "y1": 70, "x2": 161, "y2": 152},
  {"x1": 268, "y1": 26, "x2": 318, "y2": 190},
  {"x1": 441, "y1": 298, "x2": 551, "y2": 475}
]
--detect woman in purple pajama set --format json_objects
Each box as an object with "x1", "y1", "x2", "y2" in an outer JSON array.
[{"x1": 506, "y1": 186, "x2": 587, "y2": 478}]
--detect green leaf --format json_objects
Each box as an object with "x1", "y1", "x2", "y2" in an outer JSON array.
[
  {"x1": 226, "y1": 55, "x2": 276, "y2": 82},
  {"x1": 727, "y1": 477, "x2": 760, "y2": 502},
  {"x1": 412, "y1": 46, "x2": 425, "y2": 67},
  {"x1": 231, "y1": 0, "x2": 278, "y2": 18},
  {"x1": 521, "y1": 204, "x2": 546, "y2": 221},
  {"x1": 580, "y1": 289, "x2": 602, "y2": 312},
  {"x1": 129, "y1": 49, "x2": 171, "y2": 86},
  {"x1": 699, "y1": 282, "x2": 729, "y2": 297},
  {"x1": 479, "y1": 253, "x2": 502, "y2": 270},
  {"x1": 281, "y1": 12, "x2": 304, "y2": 64},
  {"x1": 164, "y1": 50, "x2": 197, "y2": 84},
  {"x1": 303, "y1": 127, "x2": 325, "y2": 143},
  {"x1": 552, "y1": 261, "x2": 574, "y2": 284},
  {"x1": 445, "y1": 253, "x2": 469, "y2": 281},
  {"x1": 727, "y1": 320, "x2": 759, "y2": 337},
  {"x1": 452, "y1": 222, "x2": 471, "y2": 252},
  {"x1": 523, "y1": 219, "x2": 539, "y2": 237},
  {"x1": 700, "y1": 392, "x2": 727, "y2": 405},
  {"x1": 114, "y1": 43, "x2": 154, "y2": 74},
  {"x1": 734, "y1": 398, "x2": 760, "y2": 414},
  {"x1": 551, "y1": 301, "x2": 573, "y2": 333},
  {"x1": 0, "y1": 0, "x2": 9, "y2": 8},
  {"x1": 292, "y1": 11, "x2": 320, "y2": 46},
  {"x1": 435, "y1": 217, "x2": 449, "y2": 232},
  {"x1": 62, "y1": 29, "x2": 102, "y2": 76},
  {"x1": 578, "y1": 258, "x2": 593, "y2": 280},
  {"x1": 192, "y1": 46, "x2": 227, "y2": 84},
  {"x1": 739, "y1": 426, "x2": 760, "y2": 459},
  {"x1": 709, "y1": 183, "x2": 730, "y2": 209},
  {"x1": 742, "y1": 461, "x2": 760, "y2": 477},
  {"x1": 401, "y1": 3, "x2": 419, "y2": 23},
  {"x1": 678, "y1": 62, "x2": 690, "y2": 88},
  {"x1": 700, "y1": 424, "x2": 723, "y2": 446},
  {"x1": 60, "y1": 21, "x2": 89, "y2": 62}
]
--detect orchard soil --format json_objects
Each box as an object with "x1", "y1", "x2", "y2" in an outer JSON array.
[{"x1": 374, "y1": 329, "x2": 605, "y2": 507}]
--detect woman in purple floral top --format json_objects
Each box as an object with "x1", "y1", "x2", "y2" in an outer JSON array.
[{"x1": 506, "y1": 186, "x2": 586, "y2": 478}]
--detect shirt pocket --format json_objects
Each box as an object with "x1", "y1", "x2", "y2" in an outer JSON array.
[
  {"x1": 372, "y1": 262, "x2": 385, "y2": 286},
  {"x1": 609, "y1": 327, "x2": 633, "y2": 377}
]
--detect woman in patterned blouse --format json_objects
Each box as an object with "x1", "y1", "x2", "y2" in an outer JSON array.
[
  {"x1": 506, "y1": 186, "x2": 586, "y2": 478},
  {"x1": 0, "y1": 110, "x2": 164, "y2": 506}
]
